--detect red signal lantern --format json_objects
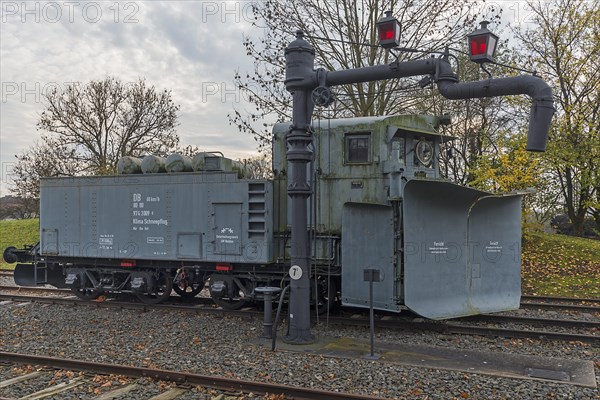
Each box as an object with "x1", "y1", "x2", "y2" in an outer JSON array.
[
  {"x1": 377, "y1": 11, "x2": 401, "y2": 49},
  {"x1": 467, "y1": 21, "x2": 499, "y2": 64}
]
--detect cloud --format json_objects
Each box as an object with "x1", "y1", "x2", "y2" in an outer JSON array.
[{"x1": 1, "y1": 0, "x2": 272, "y2": 195}]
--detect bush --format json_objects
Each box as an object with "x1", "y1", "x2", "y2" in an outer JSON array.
[{"x1": 550, "y1": 214, "x2": 599, "y2": 237}]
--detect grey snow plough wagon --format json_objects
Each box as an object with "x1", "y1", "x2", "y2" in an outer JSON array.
[{"x1": 5, "y1": 115, "x2": 524, "y2": 319}]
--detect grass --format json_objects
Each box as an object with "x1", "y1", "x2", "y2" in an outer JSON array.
[
  {"x1": 0, "y1": 218, "x2": 39, "y2": 270},
  {"x1": 1, "y1": 219, "x2": 598, "y2": 298},
  {"x1": 522, "y1": 231, "x2": 600, "y2": 298}
]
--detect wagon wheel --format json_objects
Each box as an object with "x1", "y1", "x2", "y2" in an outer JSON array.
[
  {"x1": 70, "y1": 271, "x2": 103, "y2": 300},
  {"x1": 135, "y1": 270, "x2": 173, "y2": 304},
  {"x1": 313, "y1": 276, "x2": 339, "y2": 315},
  {"x1": 71, "y1": 286, "x2": 104, "y2": 301},
  {"x1": 173, "y1": 278, "x2": 205, "y2": 298},
  {"x1": 208, "y1": 276, "x2": 247, "y2": 310},
  {"x1": 211, "y1": 295, "x2": 247, "y2": 310}
]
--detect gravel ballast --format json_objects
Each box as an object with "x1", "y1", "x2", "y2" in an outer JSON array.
[{"x1": 0, "y1": 301, "x2": 598, "y2": 399}]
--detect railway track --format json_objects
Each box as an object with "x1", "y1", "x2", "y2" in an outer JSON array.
[
  {"x1": 521, "y1": 294, "x2": 600, "y2": 304},
  {"x1": 2, "y1": 283, "x2": 599, "y2": 312},
  {"x1": 519, "y1": 301, "x2": 599, "y2": 313},
  {"x1": 2, "y1": 272, "x2": 598, "y2": 306},
  {"x1": 1, "y1": 292, "x2": 597, "y2": 345},
  {"x1": 0, "y1": 352, "x2": 385, "y2": 400},
  {"x1": 333, "y1": 315, "x2": 599, "y2": 345},
  {"x1": 462, "y1": 313, "x2": 599, "y2": 329},
  {"x1": 520, "y1": 295, "x2": 600, "y2": 313},
  {"x1": 0, "y1": 285, "x2": 68, "y2": 295}
]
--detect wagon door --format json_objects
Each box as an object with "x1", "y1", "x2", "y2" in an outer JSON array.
[
  {"x1": 213, "y1": 203, "x2": 242, "y2": 255},
  {"x1": 341, "y1": 203, "x2": 400, "y2": 312}
]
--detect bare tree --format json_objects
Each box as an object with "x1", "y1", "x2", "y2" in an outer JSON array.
[
  {"x1": 230, "y1": 0, "x2": 484, "y2": 151},
  {"x1": 10, "y1": 137, "x2": 85, "y2": 216},
  {"x1": 242, "y1": 153, "x2": 274, "y2": 179},
  {"x1": 11, "y1": 77, "x2": 181, "y2": 208},
  {"x1": 38, "y1": 77, "x2": 180, "y2": 174}
]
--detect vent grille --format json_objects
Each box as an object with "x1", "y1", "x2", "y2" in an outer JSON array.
[{"x1": 248, "y1": 183, "x2": 266, "y2": 239}]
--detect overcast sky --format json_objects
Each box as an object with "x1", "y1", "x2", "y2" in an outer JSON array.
[
  {"x1": 0, "y1": 0, "x2": 540, "y2": 197},
  {"x1": 0, "y1": 0, "x2": 268, "y2": 196}
]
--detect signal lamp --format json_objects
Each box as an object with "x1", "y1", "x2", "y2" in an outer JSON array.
[
  {"x1": 377, "y1": 11, "x2": 401, "y2": 49},
  {"x1": 467, "y1": 21, "x2": 499, "y2": 64}
]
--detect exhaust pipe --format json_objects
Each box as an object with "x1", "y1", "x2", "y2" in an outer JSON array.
[{"x1": 436, "y1": 59, "x2": 554, "y2": 152}]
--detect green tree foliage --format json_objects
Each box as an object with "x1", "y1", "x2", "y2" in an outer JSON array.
[
  {"x1": 469, "y1": 134, "x2": 561, "y2": 227},
  {"x1": 470, "y1": 135, "x2": 542, "y2": 193},
  {"x1": 514, "y1": 0, "x2": 600, "y2": 235}
]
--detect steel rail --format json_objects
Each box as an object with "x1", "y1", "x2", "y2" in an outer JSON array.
[
  {"x1": 1, "y1": 294, "x2": 597, "y2": 344},
  {"x1": 2, "y1": 282, "x2": 598, "y2": 307},
  {"x1": 0, "y1": 286, "x2": 218, "y2": 306},
  {"x1": 0, "y1": 352, "x2": 386, "y2": 400},
  {"x1": 521, "y1": 295, "x2": 600, "y2": 304},
  {"x1": 0, "y1": 285, "x2": 69, "y2": 295},
  {"x1": 519, "y1": 302, "x2": 599, "y2": 313},
  {"x1": 328, "y1": 316, "x2": 599, "y2": 345},
  {"x1": 462, "y1": 314, "x2": 600, "y2": 329},
  {"x1": 442, "y1": 323, "x2": 599, "y2": 344},
  {"x1": 0, "y1": 293, "x2": 256, "y2": 317}
]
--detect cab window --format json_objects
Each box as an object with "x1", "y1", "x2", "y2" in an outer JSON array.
[{"x1": 345, "y1": 133, "x2": 371, "y2": 164}]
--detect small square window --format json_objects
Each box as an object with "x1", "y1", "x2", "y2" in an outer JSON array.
[{"x1": 345, "y1": 133, "x2": 371, "y2": 164}]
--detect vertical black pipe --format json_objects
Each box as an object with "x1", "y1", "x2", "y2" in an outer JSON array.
[{"x1": 284, "y1": 31, "x2": 316, "y2": 344}]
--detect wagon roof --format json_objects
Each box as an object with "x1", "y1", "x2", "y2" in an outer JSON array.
[{"x1": 273, "y1": 114, "x2": 455, "y2": 140}]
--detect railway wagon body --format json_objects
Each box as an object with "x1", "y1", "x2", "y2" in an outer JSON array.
[
  {"x1": 8, "y1": 114, "x2": 523, "y2": 319},
  {"x1": 13, "y1": 171, "x2": 278, "y2": 307},
  {"x1": 38, "y1": 174, "x2": 273, "y2": 264}
]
